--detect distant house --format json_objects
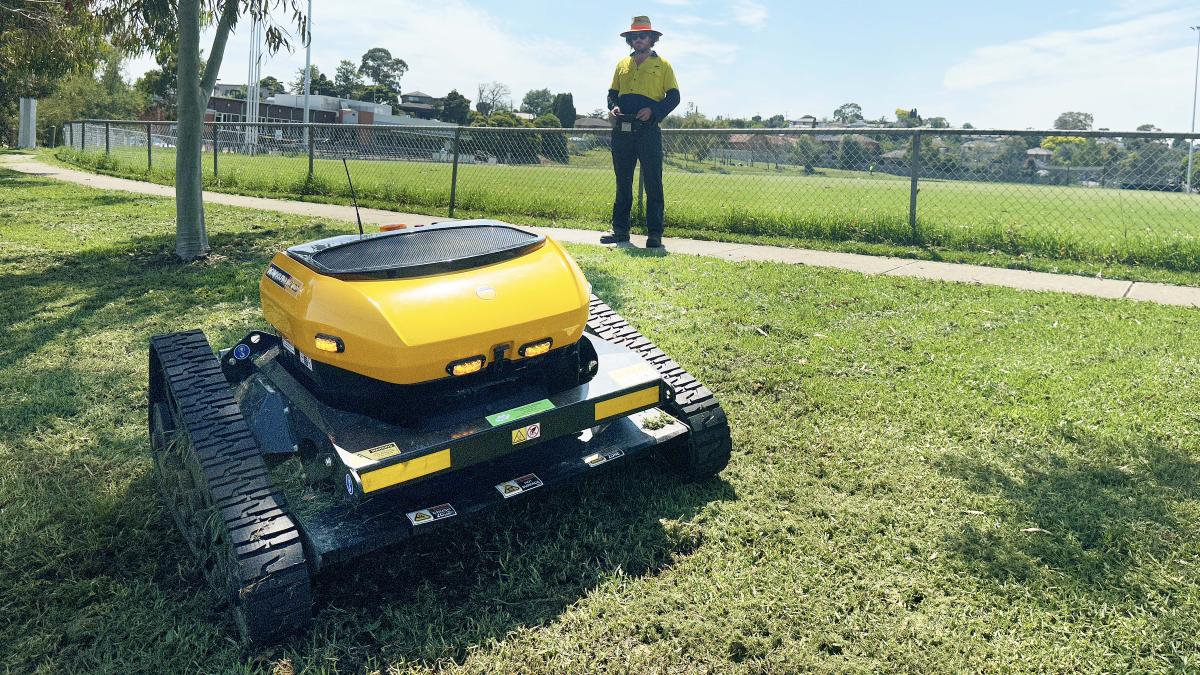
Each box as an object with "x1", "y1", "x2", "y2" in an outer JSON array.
[
  {"x1": 396, "y1": 91, "x2": 440, "y2": 119},
  {"x1": 512, "y1": 111, "x2": 535, "y2": 121},
  {"x1": 791, "y1": 115, "x2": 818, "y2": 128},
  {"x1": 814, "y1": 133, "x2": 880, "y2": 152},
  {"x1": 1025, "y1": 146, "x2": 1053, "y2": 168}
]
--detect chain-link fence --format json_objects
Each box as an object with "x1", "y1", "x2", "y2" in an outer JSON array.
[{"x1": 61, "y1": 120, "x2": 1200, "y2": 270}]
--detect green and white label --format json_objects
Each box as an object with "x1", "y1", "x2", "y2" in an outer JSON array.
[{"x1": 486, "y1": 398, "x2": 555, "y2": 427}]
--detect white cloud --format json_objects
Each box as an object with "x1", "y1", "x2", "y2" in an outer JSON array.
[
  {"x1": 670, "y1": 14, "x2": 728, "y2": 28},
  {"x1": 939, "y1": 8, "x2": 1199, "y2": 129},
  {"x1": 730, "y1": 0, "x2": 767, "y2": 30}
]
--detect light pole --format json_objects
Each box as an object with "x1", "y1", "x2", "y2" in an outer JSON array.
[
  {"x1": 1188, "y1": 25, "x2": 1199, "y2": 193},
  {"x1": 302, "y1": 0, "x2": 313, "y2": 142}
]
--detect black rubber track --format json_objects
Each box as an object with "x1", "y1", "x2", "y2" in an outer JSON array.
[
  {"x1": 149, "y1": 330, "x2": 312, "y2": 644},
  {"x1": 586, "y1": 295, "x2": 732, "y2": 480}
]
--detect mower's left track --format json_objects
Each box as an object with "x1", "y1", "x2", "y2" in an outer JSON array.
[{"x1": 148, "y1": 331, "x2": 312, "y2": 644}]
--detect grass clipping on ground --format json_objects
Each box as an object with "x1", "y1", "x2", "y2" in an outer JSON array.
[{"x1": 1, "y1": 167, "x2": 1199, "y2": 672}]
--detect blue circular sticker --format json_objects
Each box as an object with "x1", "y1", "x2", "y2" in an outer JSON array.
[
  {"x1": 344, "y1": 473, "x2": 355, "y2": 495},
  {"x1": 233, "y1": 344, "x2": 251, "y2": 360}
]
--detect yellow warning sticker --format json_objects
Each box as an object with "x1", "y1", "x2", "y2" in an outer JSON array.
[
  {"x1": 406, "y1": 503, "x2": 457, "y2": 526},
  {"x1": 495, "y1": 473, "x2": 544, "y2": 499},
  {"x1": 511, "y1": 422, "x2": 542, "y2": 445},
  {"x1": 356, "y1": 442, "x2": 401, "y2": 462}
]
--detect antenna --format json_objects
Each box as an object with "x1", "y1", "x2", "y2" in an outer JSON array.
[{"x1": 341, "y1": 157, "x2": 364, "y2": 236}]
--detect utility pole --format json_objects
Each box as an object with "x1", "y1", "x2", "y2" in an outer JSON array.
[
  {"x1": 302, "y1": 0, "x2": 313, "y2": 142},
  {"x1": 1188, "y1": 25, "x2": 1199, "y2": 193}
]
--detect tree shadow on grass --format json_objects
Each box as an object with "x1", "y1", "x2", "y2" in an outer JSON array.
[
  {"x1": 936, "y1": 428, "x2": 1200, "y2": 596},
  {"x1": 297, "y1": 464, "x2": 736, "y2": 668}
]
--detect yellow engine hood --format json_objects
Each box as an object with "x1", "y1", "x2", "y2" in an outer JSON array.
[{"x1": 260, "y1": 222, "x2": 590, "y2": 385}]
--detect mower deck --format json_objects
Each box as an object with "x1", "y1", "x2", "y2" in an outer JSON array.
[{"x1": 301, "y1": 407, "x2": 685, "y2": 571}]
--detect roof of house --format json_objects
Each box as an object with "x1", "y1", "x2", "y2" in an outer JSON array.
[
  {"x1": 881, "y1": 149, "x2": 907, "y2": 159},
  {"x1": 728, "y1": 134, "x2": 795, "y2": 146},
  {"x1": 574, "y1": 117, "x2": 610, "y2": 128},
  {"x1": 404, "y1": 91, "x2": 432, "y2": 98}
]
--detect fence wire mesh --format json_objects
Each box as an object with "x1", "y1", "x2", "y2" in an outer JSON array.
[{"x1": 62, "y1": 120, "x2": 1200, "y2": 270}]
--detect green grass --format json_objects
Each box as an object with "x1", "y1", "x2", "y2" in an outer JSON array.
[
  {"x1": 52, "y1": 143, "x2": 1200, "y2": 274},
  {"x1": 4, "y1": 168, "x2": 1200, "y2": 672}
]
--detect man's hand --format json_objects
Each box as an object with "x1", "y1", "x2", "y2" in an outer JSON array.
[
  {"x1": 610, "y1": 106, "x2": 622, "y2": 118},
  {"x1": 635, "y1": 107, "x2": 653, "y2": 122}
]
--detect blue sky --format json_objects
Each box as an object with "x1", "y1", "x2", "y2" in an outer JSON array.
[{"x1": 126, "y1": 0, "x2": 1200, "y2": 130}]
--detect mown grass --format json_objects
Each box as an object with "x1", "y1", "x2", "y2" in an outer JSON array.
[
  {"x1": 3, "y1": 168, "x2": 1200, "y2": 672},
  {"x1": 53, "y1": 143, "x2": 1200, "y2": 274}
]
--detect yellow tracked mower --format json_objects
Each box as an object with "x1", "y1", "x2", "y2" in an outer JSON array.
[{"x1": 148, "y1": 219, "x2": 732, "y2": 643}]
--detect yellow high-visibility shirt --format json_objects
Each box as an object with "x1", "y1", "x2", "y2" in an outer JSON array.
[{"x1": 610, "y1": 53, "x2": 678, "y2": 102}]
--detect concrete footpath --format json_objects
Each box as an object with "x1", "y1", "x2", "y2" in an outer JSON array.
[{"x1": 5, "y1": 154, "x2": 1200, "y2": 308}]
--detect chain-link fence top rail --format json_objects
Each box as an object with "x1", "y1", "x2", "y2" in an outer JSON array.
[{"x1": 63, "y1": 120, "x2": 1200, "y2": 270}]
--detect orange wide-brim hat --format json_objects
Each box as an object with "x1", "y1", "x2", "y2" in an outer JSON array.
[{"x1": 620, "y1": 15, "x2": 662, "y2": 38}]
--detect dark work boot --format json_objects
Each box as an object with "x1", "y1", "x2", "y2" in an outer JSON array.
[
  {"x1": 645, "y1": 236, "x2": 664, "y2": 249},
  {"x1": 600, "y1": 232, "x2": 630, "y2": 244}
]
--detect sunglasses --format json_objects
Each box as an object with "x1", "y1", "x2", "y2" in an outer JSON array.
[{"x1": 627, "y1": 32, "x2": 653, "y2": 40}]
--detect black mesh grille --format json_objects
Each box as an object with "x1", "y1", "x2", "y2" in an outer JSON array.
[{"x1": 306, "y1": 226, "x2": 541, "y2": 277}]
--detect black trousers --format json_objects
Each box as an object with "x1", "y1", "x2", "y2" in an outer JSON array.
[{"x1": 611, "y1": 122, "x2": 664, "y2": 238}]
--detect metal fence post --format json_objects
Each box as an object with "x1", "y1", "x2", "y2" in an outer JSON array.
[
  {"x1": 146, "y1": 123, "x2": 152, "y2": 172},
  {"x1": 908, "y1": 131, "x2": 921, "y2": 240},
  {"x1": 307, "y1": 123, "x2": 315, "y2": 181},
  {"x1": 449, "y1": 125, "x2": 463, "y2": 217},
  {"x1": 104, "y1": 121, "x2": 110, "y2": 156},
  {"x1": 80, "y1": 122, "x2": 85, "y2": 151},
  {"x1": 212, "y1": 123, "x2": 219, "y2": 177}
]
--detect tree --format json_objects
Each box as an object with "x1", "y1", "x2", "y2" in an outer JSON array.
[
  {"x1": 534, "y1": 112, "x2": 567, "y2": 163},
  {"x1": 292, "y1": 65, "x2": 336, "y2": 96},
  {"x1": 520, "y1": 88, "x2": 553, "y2": 117},
  {"x1": 791, "y1": 136, "x2": 823, "y2": 173},
  {"x1": 765, "y1": 114, "x2": 787, "y2": 128},
  {"x1": 895, "y1": 108, "x2": 923, "y2": 128},
  {"x1": 439, "y1": 89, "x2": 471, "y2": 125},
  {"x1": 99, "y1": 0, "x2": 309, "y2": 260},
  {"x1": 358, "y1": 47, "x2": 406, "y2": 92},
  {"x1": 0, "y1": 1, "x2": 103, "y2": 143},
  {"x1": 357, "y1": 84, "x2": 395, "y2": 105},
  {"x1": 259, "y1": 75, "x2": 285, "y2": 96},
  {"x1": 39, "y1": 53, "x2": 147, "y2": 137},
  {"x1": 333, "y1": 59, "x2": 362, "y2": 98},
  {"x1": 551, "y1": 93, "x2": 575, "y2": 128},
  {"x1": 1053, "y1": 111, "x2": 1093, "y2": 131},
  {"x1": 475, "y1": 81, "x2": 510, "y2": 115},
  {"x1": 832, "y1": 102, "x2": 863, "y2": 124}
]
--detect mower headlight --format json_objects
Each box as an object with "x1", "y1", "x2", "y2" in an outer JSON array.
[
  {"x1": 519, "y1": 338, "x2": 553, "y2": 358},
  {"x1": 447, "y1": 355, "x2": 485, "y2": 376},
  {"x1": 314, "y1": 334, "x2": 345, "y2": 353}
]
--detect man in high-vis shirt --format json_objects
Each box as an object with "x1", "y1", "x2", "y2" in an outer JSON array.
[{"x1": 601, "y1": 15, "x2": 680, "y2": 249}]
